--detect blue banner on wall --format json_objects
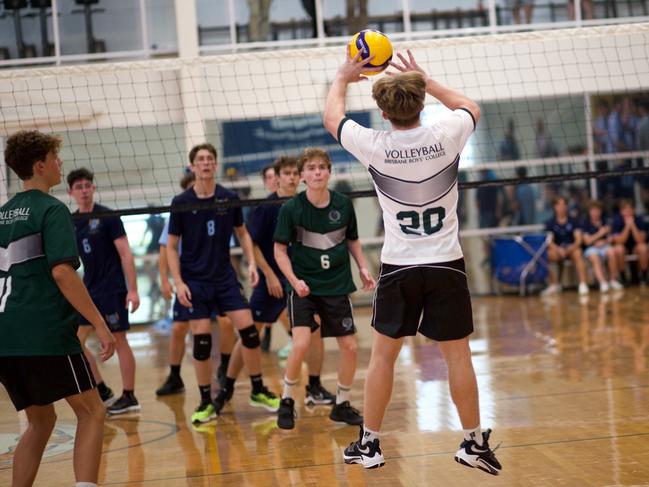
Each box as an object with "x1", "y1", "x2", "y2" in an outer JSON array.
[{"x1": 221, "y1": 111, "x2": 371, "y2": 174}]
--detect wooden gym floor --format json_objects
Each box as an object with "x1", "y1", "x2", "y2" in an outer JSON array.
[{"x1": 2, "y1": 288, "x2": 649, "y2": 486}]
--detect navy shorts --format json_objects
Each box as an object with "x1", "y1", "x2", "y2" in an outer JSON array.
[
  {"x1": 250, "y1": 275, "x2": 287, "y2": 324},
  {"x1": 79, "y1": 292, "x2": 130, "y2": 332},
  {"x1": 174, "y1": 277, "x2": 249, "y2": 321},
  {"x1": 172, "y1": 298, "x2": 225, "y2": 322}
]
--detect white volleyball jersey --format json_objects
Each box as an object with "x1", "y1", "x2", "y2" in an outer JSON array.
[{"x1": 339, "y1": 108, "x2": 475, "y2": 265}]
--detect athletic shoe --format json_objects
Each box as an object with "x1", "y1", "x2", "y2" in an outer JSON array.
[
  {"x1": 277, "y1": 340, "x2": 292, "y2": 360},
  {"x1": 609, "y1": 279, "x2": 623, "y2": 291},
  {"x1": 99, "y1": 385, "x2": 117, "y2": 407},
  {"x1": 261, "y1": 327, "x2": 272, "y2": 352},
  {"x1": 454, "y1": 428, "x2": 502, "y2": 476},
  {"x1": 599, "y1": 281, "x2": 610, "y2": 293},
  {"x1": 250, "y1": 386, "x2": 280, "y2": 412},
  {"x1": 343, "y1": 426, "x2": 385, "y2": 469},
  {"x1": 304, "y1": 384, "x2": 335, "y2": 406},
  {"x1": 329, "y1": 401, "x2": 363, "y2": 425},
  {"x1": 578, "y1": 282, "x2": 589, "y2": 295},
  {"x1": 212, "y1": 387, "x2": 234, "y2": 415},
  {"x1": 155, "y1": 374, "x2": 185, "y2": 396},
  {"x1": 107, "y1": 395, "x2": 141, "y2": 415},
  {"x1": 277, "y1": 397, "x2": 296, "y2": 429},
  {"x1": 191, "y1": 402, "x2": 216, "y2": 424},
  {"x1": 540, "y1": 283, "x2": 562, "y2": 296}
]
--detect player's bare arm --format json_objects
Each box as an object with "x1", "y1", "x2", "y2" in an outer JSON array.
[
  {"x1": 254, "y1": 244, "x2": 283, "y2": 298},
  {"x1": 234, "y1": 224, "x2": 260, "y2": 287},
  {"x1": 323, "y1": 49, "x2": 375, "y2": 139},
  {"x1": 51, "y1": 263, "x2": 115, "y2": 361},
  {"x1": 389, "y1": 49, "x2": 481, "y2": 124},
  {"x1": 114, "y1": 235, "x2": 140, "y2": 312},
  {"x1": 346, "y1": 239, "x2": 376, "y2": 291},
  {"x1": 167, "y1": 233, "x2": 192, "y2": 307},
  {"x1": 274, "y1": 242, "x2": 310, "y2": 297},
  {"x1": 158, "y1": 243, "x2": 173, "y2": 300}
]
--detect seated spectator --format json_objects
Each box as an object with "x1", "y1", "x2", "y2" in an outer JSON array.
[
  {"x1": 611, "y1": 200, "x2": 649, "y2": 285},
  {"x1": 542, "y1": 196, "x2": 589, "y2": 296},
  {"x1": 581, "y1": 200, "x2": 623, "y2": 292}
]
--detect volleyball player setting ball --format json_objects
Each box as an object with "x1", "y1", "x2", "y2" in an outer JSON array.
[{"x1": 325, "y1": 30, "x2": 502, "y2": 474}]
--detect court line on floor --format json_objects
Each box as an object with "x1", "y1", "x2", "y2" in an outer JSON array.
[{"x1": 99, "y1": 431, "x2": 649, "y2": 485}]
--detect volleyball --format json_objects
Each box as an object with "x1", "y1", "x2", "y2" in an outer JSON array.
[{"x1": 348, "y1": 29, "x2": 393, "y2": 75}]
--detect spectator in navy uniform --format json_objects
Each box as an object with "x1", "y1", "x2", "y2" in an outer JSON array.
[
  {"x1": 581, "y1": 200, "x2": 623, "y2": 292},
  {"x1": 611, "y1": 199, "x2": 649, "y2": 285},
  {"x1": 542, "y1": 196, "x2": 589, "y2": 296}
]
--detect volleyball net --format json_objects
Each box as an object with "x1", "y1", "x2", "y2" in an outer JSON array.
[{"x1": 1, "y1": 23, "x2": 649, "y2": 218}]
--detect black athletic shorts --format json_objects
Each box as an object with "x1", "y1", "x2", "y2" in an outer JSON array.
[
  {"x1": 287, "y1": 292, "x2": 356, "y2": 338},
  {"x1": 371, "y1": 258, "x2": 474, "y2": 341},
  {"x1": 0, "y1": 353, "x2": 96, "y2": 411}
]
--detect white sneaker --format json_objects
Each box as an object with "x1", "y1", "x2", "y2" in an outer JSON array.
[
  {"x1": 599, "y1": 281, "x2": 610, "y2": 293},
  {"x1": 609, "y1": 280, "x2": 623, "y2": 291},
  {"x1": 541, "y1": 284, "x2": 562, "y2": 296},
  {"x1": 578, "y1": 282, "x2": 589, "y2": 295}
]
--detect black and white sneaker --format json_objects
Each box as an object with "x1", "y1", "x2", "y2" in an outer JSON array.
[
  {"x1": 454, "y1": 428, "x2": 502, "y2": 476},
  {"x1": 99, "y1": 385, "x2": 117, "y2": 407},
  {"x1": 277, "y1": 397, "x2": 296, "y2": 430},
  {"x1": 304, "y1": 384, "x2": 335, "y2": 406},
  {"x1": 155, "y1": 374, "x2": 185, "y2": 396},
  {"x1": 329, "y1": 401, "x2": 363, "y2": 425},
  {"x1": 343, "y1": 427, "x2": 385, "y2": 469},
  {"x1": 212, "y1": 387, "x2": 233, "y2": 415},
  {"x1": 107, "y1": 394, "x2": 141, "y2": 415}
]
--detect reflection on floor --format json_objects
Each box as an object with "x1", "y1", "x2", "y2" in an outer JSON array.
[{"x1": 2, "y1": 289, "x2": 649, "y2": 486}]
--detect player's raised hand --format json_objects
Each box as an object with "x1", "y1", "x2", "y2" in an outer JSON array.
[
  {"x1": 176, "y1": 281, "x2": 192, "y2": 308},
  {"x1": 95, "y1": 322, "x2": 116, "y2": 362},
  {"x1": 248, "y1": 263, "x2": 260, "y2": 288},
  {"x1": 388, "y1": 49, "x2": 427, "y2": 78},
  {"x1": 294, "y1": 279, "x2": 310, "y2": 298},
  {"x1": 266, "y1": 272, "x2": 284, "y2": 299},
  {"x1": 359, "y1": 267, "x2": 376, "y2": 291},
  {"x1": 126, "y1": 290, "x2": 140, "y2": 313},
  {"x1": 337, "y1": 46, "x2": 380, "y2": 83}
]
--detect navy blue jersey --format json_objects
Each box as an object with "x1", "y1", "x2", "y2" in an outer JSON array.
[
  {"x1": 168, "y1": 185, "x2": 243, "y2": 282},
  {"x1": 545, "y1": 217, "x2": 578, "y2": 246},
  {"x1": 248, "y1": 192, "x2": 283, "y2": 278},
  {"x1": 74, "y1": 204, "x2": 127, "y2": 296}
]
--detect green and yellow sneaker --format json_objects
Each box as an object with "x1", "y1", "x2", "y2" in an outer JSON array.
[
  {"x1": 250, "y1": 386, "x2": 280, "y2": 412},
  {"x1": 191, "y1": 402, "x2": 216, "y2": 424}
]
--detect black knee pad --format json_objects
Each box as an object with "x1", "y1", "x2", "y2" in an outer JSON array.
[
  {"x1": 193, "y1": 333, "x2": 212, "y2": 361},
  {"x1": 239, "y1": 325, "x2": 261, "y2": 349}
]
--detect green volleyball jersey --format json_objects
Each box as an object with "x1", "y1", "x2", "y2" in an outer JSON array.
[
  {"x1": 274, "y1": 190, "x2": 358, "y2": 296},
  {"x1": 0, "y1": 190, "x2": 82, "y2": 356}
]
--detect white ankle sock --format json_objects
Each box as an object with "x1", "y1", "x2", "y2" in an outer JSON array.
[
  {"x1": 76, "y1": 482, "x2": 97, "y2": 487},
  {"x1": 362, "y1": 425, "x2": 380, "y2": 445},
  {"x1": 282, "y1": 376, "x2": 298, "y2": 399},
  {"x1": 336, "y1": 383, "x2": 351, "y2": 404},
  {"x1": 464, "y1": 426, "x2": 483, "y2": 446}
]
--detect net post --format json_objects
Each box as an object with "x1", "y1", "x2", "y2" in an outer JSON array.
[{"x1": 584, "y1": 93, "x2": 598, "y2": 200}]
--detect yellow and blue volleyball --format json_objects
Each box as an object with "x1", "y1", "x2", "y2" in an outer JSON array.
[{"x1": 348, "y1": 29, "x2": 393, "y2": 75}]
